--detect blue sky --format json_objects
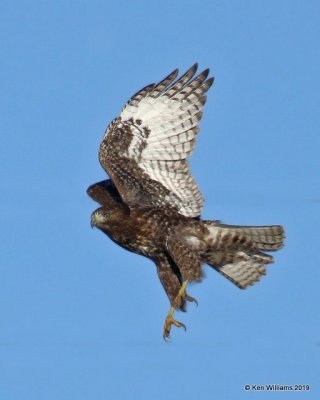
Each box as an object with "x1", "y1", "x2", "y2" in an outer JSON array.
[{"x1": 1, "y1": 0, "x2": 319, "y2": 398}]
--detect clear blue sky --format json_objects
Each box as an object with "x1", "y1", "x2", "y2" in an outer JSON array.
[{"x1": 1, "y1": 1, "x2": 319, "y2": 399}]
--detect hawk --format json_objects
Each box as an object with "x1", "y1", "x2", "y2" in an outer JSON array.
[{"x1": 87, "y1": 64, "x2": 285, "y2": 339}]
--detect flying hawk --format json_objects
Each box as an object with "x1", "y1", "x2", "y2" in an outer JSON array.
[{"x1": 87, "y1": 64, "x2": 285, "y2": 339}]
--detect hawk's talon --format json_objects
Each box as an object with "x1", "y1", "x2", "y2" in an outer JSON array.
[
  {"x1": 163, "y1": 312, "x2": 187, "y2": 340},
  {"x1": 163, "y1": 280, "x2": 190, "y2": 340},
  {"x1": 185, "y1": 293, "x2": 198, "y2": 306}
]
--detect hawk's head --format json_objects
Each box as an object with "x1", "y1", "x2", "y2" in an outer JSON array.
[{"x1": 90, "y1": 204, "x2": 126, "y2": 231}]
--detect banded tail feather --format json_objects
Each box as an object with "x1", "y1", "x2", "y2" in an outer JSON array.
[{"x1": 201, "y1": 222, "x2": 285, "y2": 289}]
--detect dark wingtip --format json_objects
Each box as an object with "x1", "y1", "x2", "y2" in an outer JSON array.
[
  {"x1": 205, "y1": 76, "x2": 215, "y2": 89},
  {"x1": 201, "y1": 68, "x2": 210, "y2": 80},
  {"x1": 190, "y1": 63, "x2": 198, "y2": 74},
  {"x1": 86, "y1": 184, "x2": 94, "y2": 197},
  {"x1": 171, "y1": 68, "x2": 179, "y2": 77}
]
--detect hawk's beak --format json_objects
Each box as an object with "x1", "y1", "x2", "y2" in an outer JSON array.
[{"x1": 90, "y1": 215, "x2": 95, "y2": 229}]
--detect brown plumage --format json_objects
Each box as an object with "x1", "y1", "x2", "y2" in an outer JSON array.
[{"x1": 87, "y1": 65, "x2": 285, "y2": 339}]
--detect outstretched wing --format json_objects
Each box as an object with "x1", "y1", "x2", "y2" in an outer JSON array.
[
  {"x1": 99, "y1": 64, "x2": 214, "y2": 217},
  {"x1": 87, "y1": 179, "x2": 122, "y2": 206}
]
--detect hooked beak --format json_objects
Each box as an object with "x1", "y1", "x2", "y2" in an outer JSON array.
[{"x1": 90, "y1": 215, "x2": 95, "y2": 229}]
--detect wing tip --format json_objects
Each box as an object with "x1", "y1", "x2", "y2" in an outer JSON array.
[
  {"x1": 191, "y1": 62, "x2": 198, "y2": 73},
  {"x1": 205, "y1": 76, "x2": 215, "y2": 89},
  {"x1": 187, "y1": 65, "x2": 214, "y2": 91},
  {"x1": 168, "y1": 67, "x2": 179, "y2": 81}
]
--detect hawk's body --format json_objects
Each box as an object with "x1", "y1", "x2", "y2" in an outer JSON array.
[{"x1": 88, "y1": 65, "x2": 285, "y2": 338}]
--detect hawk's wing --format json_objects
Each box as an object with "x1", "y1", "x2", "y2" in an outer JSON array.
[
  {"x1": 87, "y1": 179, "x2": 122, "y2": 206},
  {"x1": 99, "y1": 64, "x2": 214, "y2": 217}
]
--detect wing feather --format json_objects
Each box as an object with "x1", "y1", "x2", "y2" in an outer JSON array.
[{"x1": 99, "y1": 64, "x2": 214, "y2": 217}]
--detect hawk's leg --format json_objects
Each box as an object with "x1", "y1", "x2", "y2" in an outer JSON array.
[
  {"x1": 163, "y1": 236, "x2": 202, "y2": 339},
  {"x1": 163, "y1": 280, "x2": 189, "y2": 340}
]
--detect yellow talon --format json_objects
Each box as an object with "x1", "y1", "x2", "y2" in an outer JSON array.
[
  {"x1": 185, "y1": 293, "x2": 198, "y2": 306},
  {"x1": 163, "y1": 280, "x2": 191, "y2": 340},
  {"x1": 163, "y1": 306, "x2": 186, "y2": 340}
]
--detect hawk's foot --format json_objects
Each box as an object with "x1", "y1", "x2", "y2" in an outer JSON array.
[
  {"x1": 163, "y1": 280, "x2": 191, "y2": 340},
  {"x1": 163, "y1": 306, "x2": 186, "y2": 340}
]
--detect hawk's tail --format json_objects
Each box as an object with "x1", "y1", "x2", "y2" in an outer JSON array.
[{"x1": 200, "y1": 222, "x2": 285, "y2": 289}]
